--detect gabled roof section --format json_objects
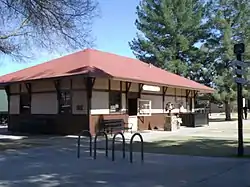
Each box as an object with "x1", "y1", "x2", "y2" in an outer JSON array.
[{"x1": 0, "y1": 49, "x2": 214, "y2": 93}]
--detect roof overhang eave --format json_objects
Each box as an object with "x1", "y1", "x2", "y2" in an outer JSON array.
[{"x1": 112, "y1": 77, "x2": 214, "y2": 93}]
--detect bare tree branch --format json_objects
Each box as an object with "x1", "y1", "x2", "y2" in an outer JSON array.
[{"x1": 0, "y1": 0, "x2": 99, "y2": 59}]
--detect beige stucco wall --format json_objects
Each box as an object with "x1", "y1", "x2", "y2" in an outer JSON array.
[
  {"x1": 91, "y1": 91, "x2": 109, "y2": 114},
  {"x1": 9, "y1": 95, "x2": 19, "y2": 114},
  {"x1": 94, "y1": 78, "x2": 108, "y2": 90},
  {"x1": 32, "y1": 80, "x2": 55, "y2": 92},
  {"x1": 141, "y1": 94, "x2": 163, "y2": 113},
  {"x1": 31, "y1": 93, "x2": 57, "y2": 114},
  {"x1": 72, "y1": 90, "x2": 87, "y2": 114},
  {"x1": 7, "y1": 77, "x2": 195, "y2": 115}
]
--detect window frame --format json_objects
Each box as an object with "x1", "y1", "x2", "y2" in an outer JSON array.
[
  {"x1": 19, "y1": 93, "x2": 31, "y2": 114},
  {"x1": 137, "y1": 99, "x2": 152, "y2": 116},
  {"x1": 109, "y1": 90, "x2": 122, "y2": 113},
  {"x1": 58, "y1": 90, "x2": 72, "y2": 114}
]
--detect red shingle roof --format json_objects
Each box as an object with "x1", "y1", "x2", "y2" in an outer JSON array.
[{"x1": 0, "y1": 49, "x2": 214, "y2": 93}]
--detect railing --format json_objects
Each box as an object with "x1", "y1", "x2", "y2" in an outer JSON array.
[
  {"x1": 130, "y1": 133, "x2": 144, "y2": 163},
  {"x1": 94, "y1": 131, "x2": 108, "y2": 159},
  {"x1": 112, "y1": 132, "x2": 125, "y2": 161},
  {"x1": 77, "y1": 130, "x2": 92, "y2": 158}
]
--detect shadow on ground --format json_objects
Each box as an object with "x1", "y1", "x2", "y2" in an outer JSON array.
[
  {"x1": 209, "y1": 118, "x2": 238, "y2": 122},
  {"x1": 111, "y1": 137, "x2": 250, "y2": 158}
]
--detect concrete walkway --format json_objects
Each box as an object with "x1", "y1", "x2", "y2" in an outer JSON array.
[{"x1": 0, "y1": 143, "x2": 250, "y2": 187}]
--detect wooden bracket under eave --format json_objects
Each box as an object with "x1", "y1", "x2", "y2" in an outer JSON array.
[
  {"x1": 125, "y1": 82, "x2": 131, "y2": 93},
  {"x1": 85, "y1": 77, "x2": 95, "y2": 99},
  {"x1": 194, "y1": 90, "x2": 199, "y2": 98},
  {"x1": 54, "y1": 80, "x2": 61, "y2": 100},
  {"x1": 4, "y1": 85, "x2": 10, "y2": 97},
  {"x1": 138, "y1": 83, "x2": 144, "y2": 98},
  {"x1": 25, "y1": 83, "x2": 32, "y2": 95},
  {"x1": 186, "y1": 90, "x2": 191, "y2": 98},
  {"x1": 163, "y1": 86, "x2": 168, "y2": 96}
]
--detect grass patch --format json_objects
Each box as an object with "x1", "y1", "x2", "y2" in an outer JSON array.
[{"x1": 108, "y1": 136, "x2": 250, "y2": 158}]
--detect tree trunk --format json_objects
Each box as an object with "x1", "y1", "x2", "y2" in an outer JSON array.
[{"x1": 225, "y1": 101, "x2": 231, "y2": 121}]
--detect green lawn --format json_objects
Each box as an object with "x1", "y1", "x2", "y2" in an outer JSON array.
[{"x1": 109, "y1": 136, "x2": 250, "y2": 158}]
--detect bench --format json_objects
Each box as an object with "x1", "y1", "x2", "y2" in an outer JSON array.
[{"x1": 100, "y1": 119, "x2": 133, "y2": 135}]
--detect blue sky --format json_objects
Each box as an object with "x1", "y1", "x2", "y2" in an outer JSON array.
[{"x1": 0, "y1": 0, "x2": 140, "y2": 76}]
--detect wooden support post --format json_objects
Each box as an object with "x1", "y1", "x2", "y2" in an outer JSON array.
[
  {"x1": 84, "y1": 77, "x2": 95, "y2": 133},
  {"x1": 138, "y1": 83, "x2": 143, "y2": 98},
  {"x1": 4, "y1": 85, "x2": 10, "y2": 130},
  {"x1": 162, "y1": 87, "x2": 168, "y2": 112},
  {"x1": 125, "y1": 82, "x2": 131, "y2": 113},
  {"x1": 25, "y1": 83, "x2": 32, "y2": 113},
  {"x1": 174, "y1": 88, "x2": 177, "y2": 102},
  {"x1": 54, "y1": 80, "x2": 61, "y2": 113},
  {"x1": 186, "y1": 90, "x2": 191, "y2": 109}
]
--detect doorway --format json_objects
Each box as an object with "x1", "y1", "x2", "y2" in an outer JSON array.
[
  {"x1": 128, "y1": 98, "x2": 138, "y2": 132},
  {"x1": 128, "y1": 98, "x2": 137, "y2": 116}
]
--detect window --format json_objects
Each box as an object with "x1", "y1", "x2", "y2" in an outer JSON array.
[
  {"x1": 109, "y1": 91, "x2": 121, "y2": 113},
  {"x1": 59, "y1": 91, "x2": 71, "y2": 114},
  {"x1": 20, "y1": 93, "x2": 31, "y2": 114},
  {"x1": 138, "y1": 99, "x2": 151, "y2": 116}
]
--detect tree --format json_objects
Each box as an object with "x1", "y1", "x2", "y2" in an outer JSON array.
[
  {"x1": 208, "y1": 0, "x2": 250, "y2": 120},
  {"x1": 129, "y1": 0, "x2": 212, "y2": 82},
  {"x1": 0, "y1": 0, "x2": 98, "y2": 58}
]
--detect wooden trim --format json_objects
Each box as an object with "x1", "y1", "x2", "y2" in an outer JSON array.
[
  {"x1": 125, "y1": 81, "x2": 131, "y2": 113},
  {"x1": 120, "y1": 81, "x2": 123, "y2": 96},
  {"x1": 162, "y1": 86, "x2": 168, "y2": 111},
  {"x1": 19, "y1": 84, "x2": 21, "y2": 93},
  {"x1": 174, "y1": 88, "x2": 177, "y2": 101},
  {"x1": 4, "y1": 86, "x2": 10, "y2": 127},
  {"x1": 138, "y1": 83, "x2": 144, "y2": 98},
  {"x1": 70, "y1": 79, "x2": 73, "y2": 112},
  {"x1": 8, "y1": 89, "x2": 188, "y2": 98},
  {"x1": 125, "y1": 82, "x2": 131, "y2": 93},
  {"x1": 25, "y1": 83, "x2": 32, "y2": 110},
  {"x1": 7, "y1": 88, "x2": 186, "y2": 98},
  {"x1": 194, "y1": 91, "x2": 198, "y2": 98},
  {"x1": 54, "y1": 80, "x2": 61, "y2": 114},
  {"x1": 108, "y1": 79, "x2": 111, "y2": 92}
]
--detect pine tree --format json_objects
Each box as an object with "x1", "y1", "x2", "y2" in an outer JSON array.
[
  {"x1": 129, "y1": 0, "x2": 211, "y2": 80},
  {"x1": 208, "y1": 0, "x2": 250, "y2": 120}
]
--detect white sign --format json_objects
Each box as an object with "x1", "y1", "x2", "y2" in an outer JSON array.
[{"x1": 142, "y1": 85, "x2": 161, "y2": 92}]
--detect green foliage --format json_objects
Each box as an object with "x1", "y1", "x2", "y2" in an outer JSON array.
[
  {"x1": 131, "y1": 0, "x2": 250, "y2": 120},
  {"x1": 208, "y1": 0, "x2": 250, "y2": 105},
  {"x1": 129, "y1": 0, "x2": 212, "y2": 81}
]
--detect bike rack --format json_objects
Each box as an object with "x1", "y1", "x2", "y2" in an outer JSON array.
[
  {"x1": 77, "y1": 130, "x2": 92, "y2": 158},
  {"x1": 130, "y1": 133, "x2": 144, "y2": 163},
  {"x1": 94, "y1": 131, "x2": 108, "y2": 159},
  {"x1": 112, "y1": 132, "x2": 125, "y2": 161}
]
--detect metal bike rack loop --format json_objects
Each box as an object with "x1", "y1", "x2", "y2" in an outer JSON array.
[
  {"x1": 112, "y1": 132, "x2": 125, "y2": 161},
  {"x1": 94, "y1": 131, "x2": 108, "y2": 159},
  {"x1": 77, "y1": 130, "x2": 92, "y2": 158},
  {"x1": 130, "y1": 133, "x2": 144, "y2": 163}
]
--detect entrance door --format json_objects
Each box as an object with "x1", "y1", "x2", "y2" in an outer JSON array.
[{"x1": 128, "y1": 98, "x2": 138, "y2": 131}]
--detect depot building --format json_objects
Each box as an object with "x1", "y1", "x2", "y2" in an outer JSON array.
[{"x1": 0, "y1": 49, "x2": 214, "y2": 135}]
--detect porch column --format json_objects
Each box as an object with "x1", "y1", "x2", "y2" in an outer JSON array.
[
  {"x1": 186, "y1": 90, "x2": 191, "y2": 111},
  {"x1": 162, "y1": 87, "x2": 168, "y2": 112},
  {"x1": 138, "y1": 83, "x2": 143, "y2": 98},
  {"x1": 54, "y1": 80, "x2": 61, "y2": 113},
  {"x1": 85, "y1": 77, "x2": 95, "y2": 134},
  {"x1": 4, "y1": 85, "x2": 10, "y2": 131},
  {"x1": 125, "y1": 82, "x2": 131, "y2": 113}
]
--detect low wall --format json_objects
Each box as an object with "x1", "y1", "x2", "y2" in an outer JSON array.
[
  {"x1": 180, "y1": 113, "x2": 209, "y2": 127},
  {"x1": 137, "y1": 113, "x2": 167, "y2": 131},
  {"x1": 8, "y1": 114, "x2": 89, "y2": 135}
]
